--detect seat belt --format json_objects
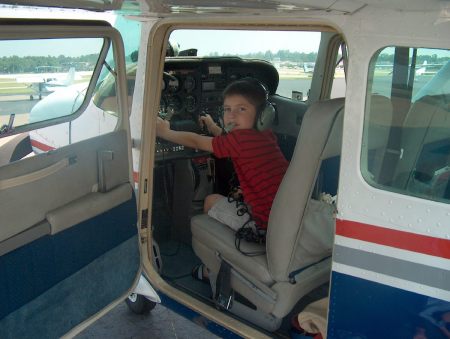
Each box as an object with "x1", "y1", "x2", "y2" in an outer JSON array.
[{"x1": 215, "y1": 260, "x2": 234, "y2": 310}]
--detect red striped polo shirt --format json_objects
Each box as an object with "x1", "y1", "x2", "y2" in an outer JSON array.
[{"x1": 212, "y1": 129, "x2": 288, "y2": 229}]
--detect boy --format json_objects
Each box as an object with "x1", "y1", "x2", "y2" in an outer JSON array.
[{"x1": 156, "y1": 78, "x2": 288, "y2": 233}]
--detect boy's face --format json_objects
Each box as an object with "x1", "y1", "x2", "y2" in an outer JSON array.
[{"x1": 223, "y1": 94, "x2": 257, "y2": 131}]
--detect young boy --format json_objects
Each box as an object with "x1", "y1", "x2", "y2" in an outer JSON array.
[{"x1": 156, "y1": 78, "x2": 288, "y2": 232}]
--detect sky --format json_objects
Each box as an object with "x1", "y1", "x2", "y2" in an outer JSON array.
[
  {"x1": 1, "y1": 39, "x2": 104, "y2": 58},
  {"x1": 170, "y1": 30, "x2": 321, "y2": 56}
]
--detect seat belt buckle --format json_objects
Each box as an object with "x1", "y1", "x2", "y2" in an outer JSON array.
[
  {"x1": 214, "y1": 260, "x2": 234, "y2": 310},
  {"x1": 216, "y1": 292, "x2": 233, "y2": 310},
  {"x1": 386, "y1": 147, "x2": 404, "y2": 159}
]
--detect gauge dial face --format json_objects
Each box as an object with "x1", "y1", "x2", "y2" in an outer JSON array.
[
  {"x1": 165, "y1": 95, "x2": 182, "y2": 120},
  {"x1": 185, "y1": 95, "x2": 196, "y2": 112},
  {"x1": 183, "y1": 75, "x2": 196, "y2": 92},
  {"x1": 167, "y1": 76, "x2": 180, "y2": 93}
]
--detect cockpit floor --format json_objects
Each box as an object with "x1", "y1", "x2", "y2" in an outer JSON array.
[{"x1": 159, "y1": 240, "x2": 212, "y2": 298}]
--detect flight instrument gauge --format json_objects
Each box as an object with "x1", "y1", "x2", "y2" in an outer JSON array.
[
  {"x1": 167, "y1": 76, "x2": 180, "y2": 93},
  {"x1": 166, "y1": 95, "x2": 182, "y2": 119},
  {"x1": 183, "y1": 75, "x2": 196, "y2": 92},
  {"x1": 185, "y1": 95, "x2": 196, "y2": 112}
]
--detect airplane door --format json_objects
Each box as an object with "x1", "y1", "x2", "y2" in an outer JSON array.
[
  {"x1": 0, "y1": 20, "x2": 140, "y2": 338},
  {"x1": 330, "y1": 45, "x2": 450, "y2": 338}
]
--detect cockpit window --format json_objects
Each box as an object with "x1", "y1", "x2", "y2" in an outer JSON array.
[
  {"x1": 362, "y1": 46, "x2": 450, "y2": 203},
  {"x1": 169, "y1": 29, "x2": 322, "y2": 101}
]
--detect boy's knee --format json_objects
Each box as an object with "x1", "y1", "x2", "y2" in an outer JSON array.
[{"x1": 204, "y1": 194, "x2": 224, "y2": 213}]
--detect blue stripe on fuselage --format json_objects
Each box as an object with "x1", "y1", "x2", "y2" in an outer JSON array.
[{"x1": 328, "y1": 271, "x2": 450, "y2": 339}]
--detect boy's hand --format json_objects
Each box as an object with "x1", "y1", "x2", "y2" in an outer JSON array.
[
  {"x1": 156, "y1": 117, "x2": 170, "y2": 137},
  {"x1": 199, "y1": 114, "x2": 222, "y2": 136},
  {"x1": 156, "y1": 116, "x2": 213, "y2": 153},
  {"x1": 199, "y1": 114, "x2": 214, "y2": 129}
]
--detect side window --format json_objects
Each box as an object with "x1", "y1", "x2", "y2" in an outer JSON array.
[
  {"x1": 93, "y1": 16, "x2": 141, "y2": 116},
  {"x1": 0, "y1": 17, "x2": 141, "y2": 161},
  {"x1": 0, "y1": 37, "x2": 103, "y2": 132},
  {"x1": 362, "y1": 46, "x2": 450, "y2": 203}
]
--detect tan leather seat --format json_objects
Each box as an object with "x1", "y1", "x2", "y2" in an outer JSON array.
[
  {"x1": 191, "y1": 98, "x2": 344, "y2": 331},
  {"x1": 393, "y1": 94, "x2": 450, "y2": 197}
]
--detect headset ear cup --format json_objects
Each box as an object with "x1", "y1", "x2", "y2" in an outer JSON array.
[{"x1": 256, "y1": 102, "x2": 275, "y2": 131}]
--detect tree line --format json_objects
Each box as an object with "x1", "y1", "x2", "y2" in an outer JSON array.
[
  {"x1": 208, "y1": 49, "x2": 448, "y2": 66},
  {"x1": 377, "y1": 53, "x2": 448, "y2": 65},
  {"x1": 208, "y1": 49, "x2": 319, "y2": 63},
  {"x1": 0, "y1": 54, "x2": 98, "y2": 74},
  {"x1": 2, "y1": 50, "x2": 447, "y2": 74}
]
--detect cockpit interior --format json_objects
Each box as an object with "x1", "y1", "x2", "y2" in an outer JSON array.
[{"x1": 150, "y1": 35, "x2": 342, "y2": 334}]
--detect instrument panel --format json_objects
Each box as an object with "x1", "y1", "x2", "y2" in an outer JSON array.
[{"x1": 156, "y1": 57, "x2": 279, "y2": 161}]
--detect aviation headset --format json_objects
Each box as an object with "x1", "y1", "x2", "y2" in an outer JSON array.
[{"x1": 221, "y1": 77, "x2": 276, "y2": 132}]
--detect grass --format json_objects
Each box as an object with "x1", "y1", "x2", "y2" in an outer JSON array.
[
  {"x1": 0, "y1": 79, "x2": 32, "y2": 95},
  {"x1": 0, "y1": 87, "x2": 33, "y2": 95}
]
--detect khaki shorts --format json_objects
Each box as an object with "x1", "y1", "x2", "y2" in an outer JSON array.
[{"x1": 207, "y1": 196, "x2": 255, "y2": 232}]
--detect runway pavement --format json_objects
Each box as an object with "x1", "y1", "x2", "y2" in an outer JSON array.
[{"x1": 0, "y1": 95, "x2": 39, "y2": 127}]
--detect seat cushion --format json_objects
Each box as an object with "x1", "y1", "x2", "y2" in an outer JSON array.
[{"x1": 191, "y1": 214, "x2": 274, "y2": 285}]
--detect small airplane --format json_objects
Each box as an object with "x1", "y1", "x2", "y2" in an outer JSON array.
[
  {"x1": 416, "y1": 60, "x2": 429, "y2": 76},
  {"x1": 0, "y1": 2, "x2": 449, "y2": 339},
  {"x1": 303, "y1": 62, "x2": 315, "y2": 73},
  {"x1": 15, "y1": 67, "x2": 76, "y2": 100}
]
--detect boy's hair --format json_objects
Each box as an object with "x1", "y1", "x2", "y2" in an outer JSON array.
[{"x1": 222, "y1": 78, "x2": 267, "y2": 115}]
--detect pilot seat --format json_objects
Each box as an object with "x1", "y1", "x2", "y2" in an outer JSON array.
[{"x1": 191, "y1": 98, "x2": 344, "y2": 331}]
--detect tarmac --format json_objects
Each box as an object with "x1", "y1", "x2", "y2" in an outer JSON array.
[{"x1": 75, "y1": 301, "x2": 219, "y2": 339}]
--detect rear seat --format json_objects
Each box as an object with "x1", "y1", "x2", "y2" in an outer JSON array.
[{"x1": 393, "y1": 94, "x2": 450, "y2": 199}]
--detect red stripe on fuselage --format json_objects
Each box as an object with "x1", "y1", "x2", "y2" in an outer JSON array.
[
  {"x1": 336, "y1": 219, "x2": 450, "y2": 259},
  {"x1": 30, "y1": 139, "x2": 55, "y2": 152}
]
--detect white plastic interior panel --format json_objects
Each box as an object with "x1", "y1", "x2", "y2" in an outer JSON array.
[{"x1": 0, "y1": 0, "x2": 123, "y2": 11}]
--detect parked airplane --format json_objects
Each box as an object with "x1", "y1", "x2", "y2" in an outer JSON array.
[
  {"x1": 0, "y1": 1, "x2": 449, "y2": 339},
  {"x1": 16, "y1": 67, "x2": 76, "y2": 100},
  {"x1": 303, "y1": 62, "x2": 315, "y2": 73},
  {"x1": 375, "y1": 60, "x2": 445, "y2": 76},
  {"x1": 416, "y1": 60, "x2": 429, "y2": 76}
]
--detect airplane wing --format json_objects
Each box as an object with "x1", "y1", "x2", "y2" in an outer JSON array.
[{"x1": 15, "y1": 75, "x2": 46, "y2": 84}]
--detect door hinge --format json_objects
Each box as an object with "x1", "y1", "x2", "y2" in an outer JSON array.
[{"x1": 141, "y1": 209, "x2": 149, "y2": 229}]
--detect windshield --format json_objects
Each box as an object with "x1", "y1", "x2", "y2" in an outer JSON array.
[{"x1": 169, "y1": 29, "x2": 322, "y2": 100}]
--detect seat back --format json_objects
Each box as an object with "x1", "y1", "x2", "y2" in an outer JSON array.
[
  {"x1": 393, "y1": 94, "x2": 450, "y2": 197},
  {"x1": 267, "y1": 98, "x2": 344, "y2": 282}
]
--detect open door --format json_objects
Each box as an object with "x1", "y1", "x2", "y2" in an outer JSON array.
[{"x1": 0, "y1": 19, "x2": 140, "y2": 338}]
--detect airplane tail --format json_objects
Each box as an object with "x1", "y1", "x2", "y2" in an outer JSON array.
[
  {"x1": 63, "y1": 67, "x2": 76, "y2": 86},
  {"x1": 415, "y1": 60, "x2": 428, "y2": 76}
]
